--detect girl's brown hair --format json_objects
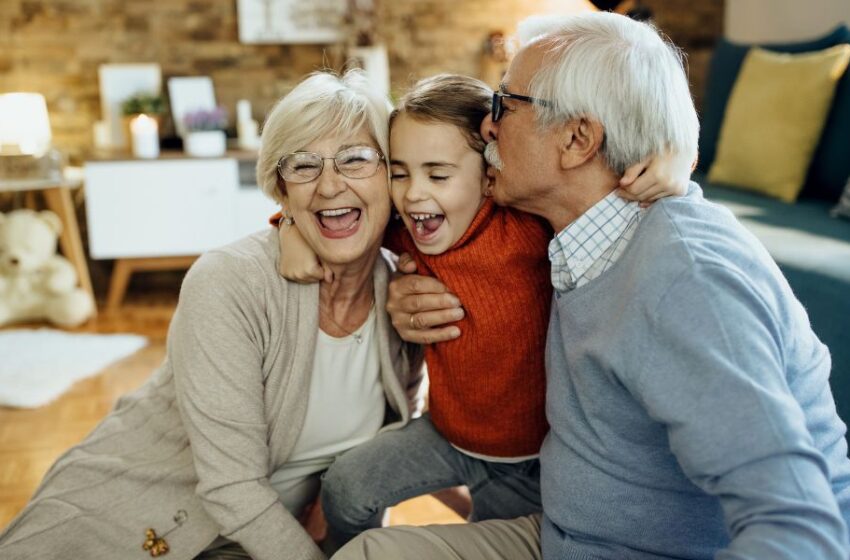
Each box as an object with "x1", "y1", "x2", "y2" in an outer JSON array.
[{"x1": 390, "y1": 74, "x2": 492, "y2": 153}]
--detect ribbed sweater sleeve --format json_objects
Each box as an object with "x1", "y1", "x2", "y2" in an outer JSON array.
[{"x1": 170, "y1": 251, "x2": 324, "y2": 560}]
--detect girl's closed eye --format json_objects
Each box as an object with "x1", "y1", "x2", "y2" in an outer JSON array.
[{"x1": 430, "y1": 174, "x2": 450, "y2": 182}]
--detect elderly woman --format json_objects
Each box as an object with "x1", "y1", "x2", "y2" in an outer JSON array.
[{"x1": 0, "y1": 70, "x2": 425, "y2": 560}]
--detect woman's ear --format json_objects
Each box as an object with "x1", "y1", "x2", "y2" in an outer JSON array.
[{"x1": 558, "y1": 117, "x2": 605, "y2": 171}]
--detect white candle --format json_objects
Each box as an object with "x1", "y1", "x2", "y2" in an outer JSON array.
[
  {"x1": 130, "y1": 114, "x2": 159, "y2": 159},
  {"x1": 236, "y1": 99, "x2": 252, "y2": 125}
]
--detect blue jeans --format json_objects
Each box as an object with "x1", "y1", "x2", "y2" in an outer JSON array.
[{"x1": 321, "y1": 414, "x2": 542, "y2": 547}]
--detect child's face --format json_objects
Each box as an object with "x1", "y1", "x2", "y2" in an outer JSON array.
[{"x1": 389, "y1": 113, "x2": 488, "y2": 255}]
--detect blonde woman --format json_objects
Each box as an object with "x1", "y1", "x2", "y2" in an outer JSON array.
[{"x1": 0, "y1": 70, "x2": 425, "y2": 560}]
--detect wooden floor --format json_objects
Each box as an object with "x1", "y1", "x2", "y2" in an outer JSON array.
[{"x1": 0, "y1": 291, "x2": 462, "y2": 531}]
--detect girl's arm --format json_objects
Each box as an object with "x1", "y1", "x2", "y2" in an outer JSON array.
[
  {"x1": 617, "y1": 150, "x2": 696, "y2": 206},
  {"x1": 269, "y1": 212, "x2": 332, "y2": 284}
]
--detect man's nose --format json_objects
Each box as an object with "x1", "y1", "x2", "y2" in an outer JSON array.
[{"x1": 480, "y1": 113, "x2": 499, "y2": 143}]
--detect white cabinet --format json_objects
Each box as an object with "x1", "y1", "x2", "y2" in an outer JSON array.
[{"x1": 84, "y1": 156, "x2": 278, "y2": 259}]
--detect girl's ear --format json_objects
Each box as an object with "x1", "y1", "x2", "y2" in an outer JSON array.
[{"x1": 480, "y1": 165, "x2": 494, "y2": 197}]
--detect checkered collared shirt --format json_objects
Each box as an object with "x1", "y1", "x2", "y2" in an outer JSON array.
[{"x1": 548, "y1": 191, "x2": 642, "y2": 293}]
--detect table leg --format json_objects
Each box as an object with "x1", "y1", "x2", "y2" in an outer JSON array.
[
  {"x1": 42, "y1": 186, "x2": 96, "y2": 315},
  {"x1": 106, "y1": 259, "x2": 133, "y2": 313}
]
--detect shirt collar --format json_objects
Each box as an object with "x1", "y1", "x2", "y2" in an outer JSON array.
[{"x1": 548, "y1": 191, "x2": 640, "y2": 291}]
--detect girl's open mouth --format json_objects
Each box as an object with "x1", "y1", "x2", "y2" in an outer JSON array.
[{"x1": 408, "y1": 212, "x2": 445, "y2": 242}]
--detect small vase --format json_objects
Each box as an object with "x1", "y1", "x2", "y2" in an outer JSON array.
[{"x1": 184, "y1": 130, "x2": 226, "y2": 157}]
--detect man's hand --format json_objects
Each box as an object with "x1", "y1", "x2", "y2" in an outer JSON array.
[{"x1": 387, "y1": 253, "x2": 464, "y2": 344}]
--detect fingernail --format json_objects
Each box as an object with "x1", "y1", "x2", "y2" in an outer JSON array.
[
  {"x1": 453, "y1": 309, "x2": 465, "y2": 320},
  {"x1": 449, "y1": 328, "x2": 461, "y2": 338},
  {"x1": 449, "y1": 296, "x2": 461, "y2": 307}
]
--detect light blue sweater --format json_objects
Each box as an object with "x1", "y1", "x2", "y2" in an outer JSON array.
[{"x1": 541, "y1": 185, "x2": 850, "y2": 559}]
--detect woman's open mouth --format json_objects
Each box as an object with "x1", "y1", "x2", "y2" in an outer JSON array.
[
  {"x1": 316, "y1": 207, "x2": 362, "y2": 239},
  {"x1": 408, "y1": 212, "x2": 445, "y2": 243}
]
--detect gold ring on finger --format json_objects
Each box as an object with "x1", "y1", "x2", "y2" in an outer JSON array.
[{"x1": 409, "y1": 314, "x2": 417, "y2": 330}]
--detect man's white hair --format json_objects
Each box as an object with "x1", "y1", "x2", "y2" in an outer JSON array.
[
  {"x1": 521, "y1": 12, "x2": 699, "y2": 175},
  {"x1": 257, "y1": 69, "x2": 392, "y2": 203}
]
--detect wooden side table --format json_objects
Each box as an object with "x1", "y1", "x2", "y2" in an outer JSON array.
[{"x1": 0, "y1": 169, "x2": 96, "y2": 315}]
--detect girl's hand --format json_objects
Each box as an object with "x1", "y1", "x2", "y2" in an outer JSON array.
[
  {"x1": 617, "y1": 150, "x2": 694, "y2": 208},
  {"x1": 278, "y1": 219, "x2": 333, "y2": 284},
  {"x1": 298, "y1": 495, "x2": 327, "y2": 544}
]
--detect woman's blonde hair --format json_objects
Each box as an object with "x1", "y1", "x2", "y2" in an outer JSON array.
[
  {"x1": 390, "y1": 74, "x2": 492, "y2": 154},
  {"x1": 257, "y1": 69, "x2": 392, "y2": 203}
]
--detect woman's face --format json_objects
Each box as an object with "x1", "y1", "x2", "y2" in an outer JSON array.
[{"x1": 281, "y1": 128, "x2": 390, "y2": 268}]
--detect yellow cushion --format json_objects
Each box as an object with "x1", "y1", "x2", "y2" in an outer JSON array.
[{"x1": 708, "y1": 45, "x2": 850, "y2": 202}]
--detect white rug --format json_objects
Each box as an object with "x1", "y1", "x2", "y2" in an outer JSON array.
[{"x1": 0, "y1": 328, "x2": 147, "y2": 408}]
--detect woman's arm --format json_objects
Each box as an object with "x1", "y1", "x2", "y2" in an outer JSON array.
[{"x1": 170, "y1": 251, "x2": 324, "y2": 560}]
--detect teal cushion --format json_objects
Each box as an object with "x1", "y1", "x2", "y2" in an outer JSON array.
[{"x1": 699, "y1": 25, "x2": 850, "y2": 200}]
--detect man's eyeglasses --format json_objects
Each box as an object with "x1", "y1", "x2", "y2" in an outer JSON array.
[
  {"x1": 277, "y1": 146, "x2": 385, "y2": 184},
  {"x1": 491, "y1": 90, "x2": 551, "y2": 122}
]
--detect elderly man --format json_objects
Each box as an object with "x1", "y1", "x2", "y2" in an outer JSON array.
[{"x1": 333, "y1": 11, "x2": 850, "y2": 560}]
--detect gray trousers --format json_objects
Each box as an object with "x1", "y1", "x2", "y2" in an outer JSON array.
[
  {"x1": 321, "y1": 414, "x2": 542, "y2": 548},
  {"x1": 333, "y1": 514, "x2": 542, "y2": 560}
]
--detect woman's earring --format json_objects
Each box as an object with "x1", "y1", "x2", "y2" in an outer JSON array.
[{"x1": 280, "y1": 209, "x2": 295, "y2": 226}]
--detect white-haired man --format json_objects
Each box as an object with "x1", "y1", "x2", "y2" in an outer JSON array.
[{"x1": 332, "y1": 11, "x2": 850, "y2": 560}]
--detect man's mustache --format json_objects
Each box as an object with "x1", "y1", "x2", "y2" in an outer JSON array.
[{"x1": 484, "y1": 141, "x2": 504, "y2": 171}]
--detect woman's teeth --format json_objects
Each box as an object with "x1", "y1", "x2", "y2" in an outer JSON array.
[{"x1": 317, "y1": 208, "x2": 361, "y2": 231}]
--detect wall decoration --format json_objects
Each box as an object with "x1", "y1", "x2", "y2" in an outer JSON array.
[
  {"x1": 237, "y1": 0, "x2": 346, "y2": 44},
  {"x1": 98, "y1": 64, "x2": 162, "y2": 149}
]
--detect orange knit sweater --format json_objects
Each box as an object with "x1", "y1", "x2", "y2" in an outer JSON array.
[{"x1": 384, "y1": 199, "x2": 552, "y2": 457}]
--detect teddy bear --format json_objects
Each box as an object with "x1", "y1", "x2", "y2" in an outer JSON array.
[{"x1": 0, "y1": 209, "x2": 95, "y2": 328}]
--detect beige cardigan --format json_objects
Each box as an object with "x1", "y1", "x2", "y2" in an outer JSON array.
[{"x1": 0, "y1": 230, "x2": 426, "y2": 560}]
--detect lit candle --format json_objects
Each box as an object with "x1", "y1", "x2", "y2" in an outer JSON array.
[{"x1": 130, "y1": 114, "x2": 159, "y2": 159}]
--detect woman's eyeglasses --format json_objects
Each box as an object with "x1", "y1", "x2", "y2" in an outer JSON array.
[
  {"x1": 277, "y1": 146, "x2": 385, "y2": 184},
  {"x1": 491, "y1": 89, "x2": 551, "y2": 122}
]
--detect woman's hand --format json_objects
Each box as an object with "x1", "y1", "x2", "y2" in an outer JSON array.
[
  {"x1": 387, "y1": 253, "x2": 464, "y2": 344},
  {"x1": 617, "y1": 150, "x2": 694, "y2": 207},
  {"x1": 298, "y1": 495, "x2": 328, "y2": 544},
  {"x1": 278, "y1": 220, "x2": 334, "y2": 284}
]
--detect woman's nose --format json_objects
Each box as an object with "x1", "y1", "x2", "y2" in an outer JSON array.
[
  {"x1": 315, "y1": 165, "x2": 347, "y2": 198},
  {"x1": 480, "y1": 113, "x2": 499, "y2": 143}
]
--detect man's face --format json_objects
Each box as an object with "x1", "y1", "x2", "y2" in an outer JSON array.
[{"x1": 481, "y1": 42, "x2": 562, "y2": 213}]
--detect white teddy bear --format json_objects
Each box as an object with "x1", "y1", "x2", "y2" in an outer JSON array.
[{"x1": 0, "y1": 209, "x2": 95, "y2": 328}]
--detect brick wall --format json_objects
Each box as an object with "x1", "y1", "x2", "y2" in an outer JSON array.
[{"x1": 0, "y1": 0, "x2": 723, "y2": 161}]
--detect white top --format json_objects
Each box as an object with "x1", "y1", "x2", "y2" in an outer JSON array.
[{"x1": 269, "y1": 307, "x2": 384, "y2": 517}]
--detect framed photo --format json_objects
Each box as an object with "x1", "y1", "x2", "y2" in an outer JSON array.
[
  {"x1": 98, "y1": 64, "x2": 162, "y2": 149},
  {"x1": 167, "y1": 77, "x2": 217, "y2": 138},
  {"x1": 237, "y1": 0, "x2": 346, "y2": 44}
]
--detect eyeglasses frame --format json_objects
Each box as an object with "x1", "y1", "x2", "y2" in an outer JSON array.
[
  {"x1": 276, "y1": 146, "x2": 386, "y2": 184},
  {"x1": 491, "y1": 89, "x2": 552, "y2": 122}
]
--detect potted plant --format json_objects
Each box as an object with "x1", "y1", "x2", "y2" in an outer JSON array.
[
  {"x1": 183, "y1": 106, "x2": 228, "y2": 157},
  {"x1": 121, "y1": 93, "x2": 166, "y2": 149}
]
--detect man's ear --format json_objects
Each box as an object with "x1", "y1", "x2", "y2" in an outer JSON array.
[{"x1": 557, "y1": 117, "x2": 605, "y2": 171}]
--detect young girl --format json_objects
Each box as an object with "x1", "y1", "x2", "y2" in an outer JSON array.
[{"x1": 272, "y1": 74, "x2": 691, "y2": 545}]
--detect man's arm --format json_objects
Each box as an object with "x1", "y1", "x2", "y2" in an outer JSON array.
[
  {"x1": 628, "y1": 264, "x2": 848, "y2": 559},
  {"x1": 386, "y1": 253, "x2": 464, "y2": 344}
]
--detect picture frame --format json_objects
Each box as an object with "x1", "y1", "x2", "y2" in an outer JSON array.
[
  {"x1": 98, "y1": 64, "x2": 162, "y2": 149},
  {"x1": 167, "y1": 77, "x2": 217, "y2": 138},
  {"x1": 236, "y1": 0, "x2": 346, "y2": 44}
]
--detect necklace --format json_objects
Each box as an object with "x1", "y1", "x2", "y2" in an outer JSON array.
[{"x1": 320, "y1": 297, "x2": 374, "y2": 344}]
